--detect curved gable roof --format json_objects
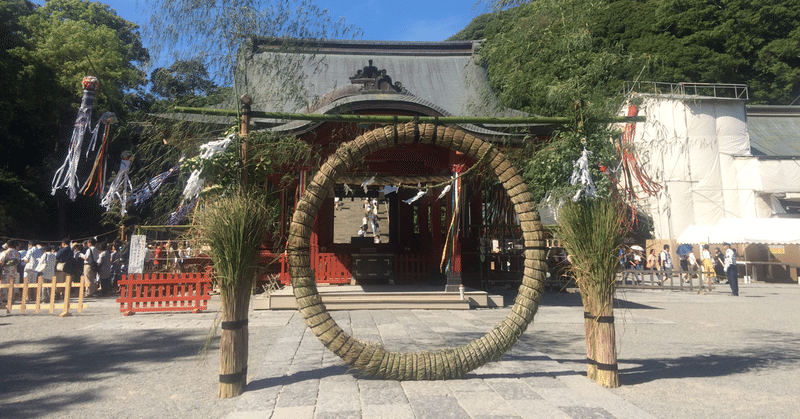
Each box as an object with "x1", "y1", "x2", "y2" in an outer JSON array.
[{"x1": 242, "y1": 39, "x2": 527, "y2": 136}]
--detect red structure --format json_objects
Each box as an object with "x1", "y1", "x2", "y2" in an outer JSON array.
[{"x1": 117, "y1": 272, "x2": 212, "y2": 315}]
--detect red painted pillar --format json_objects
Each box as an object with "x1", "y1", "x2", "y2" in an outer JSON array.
[{"x1": 446, "y1": 161, "x2": 467, "y2": 292}]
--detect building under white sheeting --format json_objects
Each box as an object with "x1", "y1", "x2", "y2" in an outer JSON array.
[
  {"x1": 623, "y1": 83, "x2": 800, "y2": 282},
  {"x1": 622, "y1": 82, "x2": 800, "y2": 242}
]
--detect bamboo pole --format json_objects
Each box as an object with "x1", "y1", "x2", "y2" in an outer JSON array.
[{"x1": 172, "y1": 106, "x2": 646, "y2": 125}]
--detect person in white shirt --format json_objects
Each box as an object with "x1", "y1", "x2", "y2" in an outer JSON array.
[{"x1": 723, "y1": 243, "x2": 738, "y2": 296}]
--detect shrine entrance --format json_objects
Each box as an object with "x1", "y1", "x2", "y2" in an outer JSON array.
[{"x1": 286, "y1": 121, "x2": 546, "y2": 379}]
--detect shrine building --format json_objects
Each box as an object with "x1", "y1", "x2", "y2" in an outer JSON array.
[{"x1": 241, "y1": 39, "x2": 555, "y2": 290}]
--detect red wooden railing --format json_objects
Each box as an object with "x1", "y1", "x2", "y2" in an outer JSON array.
[
  {"x1": 395, "y1": 254, "x2": 428, "y2": 283},
  {"x1": 265, "y1": 251, "x2": 431, "y2": 285},
  {"x1": 315, "y1": 253, "x2": 352, "y2": 284},
  {"x1": 117, "y1": 272, "x2": 212, "y2": 316}
]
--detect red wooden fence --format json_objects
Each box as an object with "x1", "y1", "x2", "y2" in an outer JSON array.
[{"x1": 117, "y1": 272, "x2": 212, "y2": 316}]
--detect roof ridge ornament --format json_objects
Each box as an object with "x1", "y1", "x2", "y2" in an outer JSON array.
[{"x1": 350, "y1": 59, "x2": 407, "y2": 94}]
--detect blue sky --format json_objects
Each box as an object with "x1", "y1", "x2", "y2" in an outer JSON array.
[{"x1": 35, "y1": 0, "x2": 487, "y2": 42}]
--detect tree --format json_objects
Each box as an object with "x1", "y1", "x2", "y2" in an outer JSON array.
[
  {"x1": 13, "y1": 0, "x2": 149, "y2": 115},
  {"x1": 150, "y1": 59, "x2": 220, "y2": 104},
  {"x1": 478, "y1": 0, "x2": 635, "y2": 203},
  {"x1": 0, "y1": 0, "x2": 150, "y2": 239}
]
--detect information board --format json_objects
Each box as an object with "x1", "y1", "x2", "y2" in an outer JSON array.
[{"x1": 128, "y1": 234, "x2": 147, "y2": 274}]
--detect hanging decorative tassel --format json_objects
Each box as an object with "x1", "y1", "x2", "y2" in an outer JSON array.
[
  {"x1": 403, "y1": 188, "x2": 427, "y2": 205},
  {"x1": 167, "y1": 196, "x2": 199, "y2": 226},
  {"x1": 361, "y1": 175, "x2": 376, "y2": 193},
  {"x1": 80, "y1": 112, "x2": 118, "y2": 197},
  {"x1": 179, "y1": 135, "x2": 233, "y2": 205},
  {"x1": 441, "y1": 174, "x2": 461, "y2": 273},
  {"x1": 570, "y1": 146, "x2": 597, "y2": 201},
  {"x1": 436, "y1": 184, "x2": 451, "y2": 201},
  {"x1": 378, "y1": 184, "x2": 399, "y2": 195},
  {"x1": 101, "y1": 151, "x2": 133, "y2": 216},
  {"x1": 51, "y1": 76, "x2": 98, "y2": 201},
  {"x1": 130, "y1": 161, "x2": 181, "y2": 208}
]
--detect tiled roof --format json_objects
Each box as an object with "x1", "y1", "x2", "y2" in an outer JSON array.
[{"x1": 747, "y1": 106, "x2": 800, "y2": 157}]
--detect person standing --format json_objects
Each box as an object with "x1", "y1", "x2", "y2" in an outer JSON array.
[
  {"x1": 1, "y1": 242, "x2": 21, "y2": 304},
  {"x1": 713, "y1": 247, "x2": 725, "y2": 283},
  {"x1": 659, "y1": 244, "x2": 673, "y2": 285},
  {"x1": 55, "y1": 239, "x2": 73, "y2": 299},
  {"x1": 36, "y1": 246, "x2": 57, "y2": 301},
  {"x1": 97, "y1": 242, "x2": 112, "y2": 297},
  {"x1": 701, "y1": 244, "x2": 715, "y2": 288},
  {"x1": 23, "y1": 241, "x2": 44, "y2": 299},
  {"x1": 82, "y1": 238, "x2": 99, "y2": 296},
  {"x1": 723, "y1": 242, "x2": 738, "y2": 296}
]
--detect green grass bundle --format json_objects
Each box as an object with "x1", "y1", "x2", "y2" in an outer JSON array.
[{"x1": 193, "y1": 190, "x2": 275, "y2": 398}]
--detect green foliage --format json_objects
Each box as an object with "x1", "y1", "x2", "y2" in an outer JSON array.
[
  {"x1": 478, "y1": 0, "x2": 631, "y2": 202},
  {"x1": 11, "y1": 0, "x2": 148, "y2": 113},
  {"x1": 150, "y1": 59, "x2": 220, "y2": 103},
  {"x1": 0, "y1": 168, "x2": 48, "y2": 236},
  {"x1": 142, "y1": 0, "x2": 360, "y2": 110}
]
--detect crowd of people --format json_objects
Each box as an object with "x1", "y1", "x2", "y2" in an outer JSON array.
[
  {"x1": 0, "y1": 238, "x2": 126, "y2": 301},
  {"x1": 0, "y1": 237, "x2": 209, "y2": 303},
  {"x1": 620, "y1": 243, "x2": 740, "y2": 295}
]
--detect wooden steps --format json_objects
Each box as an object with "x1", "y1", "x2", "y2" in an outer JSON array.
[{"x1": 252, "y1": 285, "x2": 504, "y2": 310}]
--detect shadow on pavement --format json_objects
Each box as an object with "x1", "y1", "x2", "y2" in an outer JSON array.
[
  {"x1": 0, "y1": 330, "x2": 216, "y2": 419},
  {"x1": 617, "y1": 329, "x2": 800, "y2": 385}
]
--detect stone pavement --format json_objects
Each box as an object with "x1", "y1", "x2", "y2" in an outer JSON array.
[
  {"x1": 228, "y1": 309, "x2": 653, "y2": 419},
  {"x1": 4, "y1": 282, "x2": 800, "y2": 418}
]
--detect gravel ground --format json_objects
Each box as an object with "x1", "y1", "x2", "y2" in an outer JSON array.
[{"x1": 2, "y1": 282, "x2": 799, "y2": 418}]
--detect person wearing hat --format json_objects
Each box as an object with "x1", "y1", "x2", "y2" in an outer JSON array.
[{"x1": 723, "y1": 243, "x2": 738, "y2": 296}]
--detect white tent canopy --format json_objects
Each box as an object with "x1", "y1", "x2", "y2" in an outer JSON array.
[{"x1": 677, "y1": 218, "x2": 800, "y2": 245}]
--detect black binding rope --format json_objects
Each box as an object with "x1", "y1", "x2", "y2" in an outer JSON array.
[
  {"x1": 596, "y1": 362, "x2": 618, "y2": 371},
  {"x1": 219, "y1": 367, "x2": 248, "y2": 383},
  {"x1": 393, "y1": 116, "x2": 398, "y2": 145},
  {"x1": 584, "y1": 312, "x2": 615, "y2": 323},
  {"x1": 221, "y1": 319, "x2": 249, "y2": 330},
  {"x1": 413, "y1": 116, "x2": 420, "y2": 143},
  {"x1": 586, "y1": 358, "x2": 618, "y2": 371},
  {"x1": 432, "y1": 116, "x2": 439, "y2": 144}
]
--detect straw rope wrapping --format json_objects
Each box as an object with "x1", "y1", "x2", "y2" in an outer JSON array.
[{"x1": 287, "y1": 123, "x2": 547, "y2": 379}]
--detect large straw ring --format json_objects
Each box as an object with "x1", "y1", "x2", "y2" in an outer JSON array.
[{"x1": 287, "y1": 122, "x2": 547, "y2": 379}]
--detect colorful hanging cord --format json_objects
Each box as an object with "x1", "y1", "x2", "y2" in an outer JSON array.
[
  {"x1": 618, "y1": 104, "x2": 662, "y2": 201},
  {"x1": 51, "y1": 76, "x2": 99, "y2": 201},
  {"x1": 80, "y1": 112, "x2": 118, "y2": 198}
]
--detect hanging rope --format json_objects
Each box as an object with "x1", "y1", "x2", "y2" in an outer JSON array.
[{"x1": 81, "y1": 112, "x2": 118, "y2": 197}]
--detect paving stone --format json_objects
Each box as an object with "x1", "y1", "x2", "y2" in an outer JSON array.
[
  {"x1": 271, "y1": 406, "x2": 315, "y2": 419},
  {"x1": 361, "y1": 403, "x2": 415, "y2": 419},
  {"x1": 485, "y1": 378, "x2": 544, "y2": 400},
  {"x1": 358, "y1": 380, "x2": 408, "y2": 405},
  {"x1": 408, "y1": 395, "x2": 470, "y2": 419}
]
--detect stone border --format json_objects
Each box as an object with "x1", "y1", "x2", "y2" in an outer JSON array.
[{"x1": 286, "y1": 122, "x2": 547, "y2": 379}]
